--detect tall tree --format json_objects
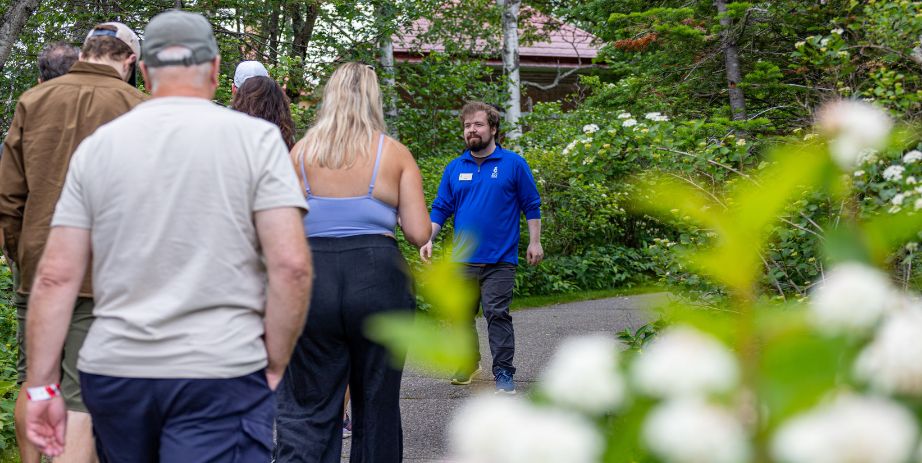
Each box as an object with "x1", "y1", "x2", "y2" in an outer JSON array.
[
  {"x1": 498, "y1": 0, "x2": 522, "y2": 139},
  {"x1": 715, "y1": 0, "x2": 746, "y2": 120},
  {"x1": 0, "y1": 0, "x2": 41, "y2": 72}
]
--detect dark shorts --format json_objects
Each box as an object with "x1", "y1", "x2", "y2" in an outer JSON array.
[
  {"x1": 81, "y1": 370, "x2": 275, "y2": 463},
  {"x1": 15, "y1": 292, "x2": 94, "y2": 413}
]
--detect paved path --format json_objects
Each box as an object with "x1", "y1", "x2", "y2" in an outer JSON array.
[{"x1": 342, "y1": 293, "x2": 665, "y2": 462}]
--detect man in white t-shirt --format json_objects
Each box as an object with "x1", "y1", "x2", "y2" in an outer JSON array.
[{"x1": 23, "y1": 11, "x2": 313, "y2": 462}]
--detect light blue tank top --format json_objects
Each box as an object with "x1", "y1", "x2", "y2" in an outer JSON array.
[{"x1": 300, "y1": 134, "x2": 398, "y2": 238}]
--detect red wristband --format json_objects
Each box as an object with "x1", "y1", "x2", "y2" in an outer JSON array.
[{"x1": 26, "y1": 383, "x2": 61, "y2": 401}]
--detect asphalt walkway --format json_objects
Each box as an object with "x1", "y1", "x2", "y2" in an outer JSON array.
[{"x1": 341, "y1": 293, "x2": 665, "y2": 462}]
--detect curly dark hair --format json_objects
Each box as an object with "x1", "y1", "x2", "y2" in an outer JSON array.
[{"x1": 232, "y1": 76, "x2": 296, "y2": 150}]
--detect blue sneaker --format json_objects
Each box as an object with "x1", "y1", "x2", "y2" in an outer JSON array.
[{"x1": 494, "y1": 369, "x2": 516, "y2": 394}]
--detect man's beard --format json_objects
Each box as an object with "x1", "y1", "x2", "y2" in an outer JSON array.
[{"x1": 466, "y1": 134, "x2": 492, "y2": 152}]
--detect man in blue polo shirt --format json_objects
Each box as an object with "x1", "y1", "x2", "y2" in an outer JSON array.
[{"x1": 420, "y1": 101, "x2": 543, "y2": 394}]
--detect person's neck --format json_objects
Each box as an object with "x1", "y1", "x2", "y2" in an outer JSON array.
[
  {"x1": 470, "y1": 140, "x2": 497, "y2": 159},
  {"x1": 80, "y1": 57, "x2": 125, "y2": 80},
  {"x1": 151, "y1": 85, "x2": 214, "y2": 100}
]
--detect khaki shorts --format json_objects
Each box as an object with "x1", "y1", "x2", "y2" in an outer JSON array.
[{"x1": 16, "y1": 292, "x2": 94, "y2": 413}]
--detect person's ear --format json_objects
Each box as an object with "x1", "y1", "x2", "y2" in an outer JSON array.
[
  {"x1": 139, "y1": 62, "x2": 151, "y2": 89},
  {"x1": 210, "y1": 56, "x2": 221, "y2": 87}
]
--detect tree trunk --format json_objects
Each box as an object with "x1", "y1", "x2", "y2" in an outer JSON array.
[
  {"x1": 380, "y1": 37, "x2": 399, "y2": 138},
  {"x1": 716, "y1": 0, "x2": 746, "y2": 121},
  {"x1": 289, "y1": 1, "x2": 320, "y2": 60},
  {"x1": 0, "y1": 0, "x2": 41, "y2": 73},
  {"x1": 266, "y1": 0, "x2": 281, "y2": 64},
  {"x1": 498, "y1": 0, "x2": 522, "y2": 139}
]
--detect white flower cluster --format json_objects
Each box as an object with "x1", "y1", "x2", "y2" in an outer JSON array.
[
  {"x1": 644, "y1": 112, "x2": 669, "y2": 122},
  {"x1": 883, "y1": 165, "x2": 905, "y2": 181},
  {"x1": 632, "y1": 326, "x2": 738, "y2": 397},
  {"x1": 808, "y1": 263, "x2": 898, "y2": 335},
  {"x1": 450, "y1": 395, "x2": 603, "y2": 463},
  {"x1": 450, "y1": 335, "x2": 625, "y2": 462},
  {"x1": 903, "y1": 150, "x2": 922, "y2": 164},
  {"x1": 644, "y1": 399, "x2": 750, "y2": 463},
  {"x1": 816, "y1": 100, "x2": 893, "y2": 171},
  {"x1": 854, "y1": 303, "x2": 922, "y2": 396},
  {"x1": 622, "y1": 118, "x2": 638, "y2": 128},
  {"x1": 631, "y1": 326, "x2": 749, "y2": 463},
  {"x1": 582, "y1": 124, "x2": 600, "y2": 135},
  {"x1": 540, "y1": 336, "x2": 626, "y2": 414},
  {"x1": 617, "y1": 112, "x2": 632, "y2": 119},
  {"x1": 772, "y1": 394, "x2": 917, "y2": 463}
]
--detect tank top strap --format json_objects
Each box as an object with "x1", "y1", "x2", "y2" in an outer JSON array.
[
  {"x1": 298, "y1": 151, "x2": 312, "y2": 196},
  {"x1": 368, "y1": 133, "x2": 386, "y2": 196}
]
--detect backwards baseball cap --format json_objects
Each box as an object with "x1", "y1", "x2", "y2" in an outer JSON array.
[
  {"x1": 233, "y1": 61, "x2": 269, "y2": 88},
  {"x1": 85, "y1": 22, "x2": 141, "y2": 57},
  {"x1": 142, "y1": 10, "x2": 218, "y2": 67}
]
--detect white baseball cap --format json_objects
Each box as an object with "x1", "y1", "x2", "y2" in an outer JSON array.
[
  {"x1": 85, "y1": 22, "x2": 141, "y2": 58},
  {"x1": 234, "y1": 61, "x2": 269, "y2": 88}
]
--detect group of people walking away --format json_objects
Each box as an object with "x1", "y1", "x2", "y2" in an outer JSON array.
[{"x1": 0, "y1": 9, "x2": 542, "y2": 463}]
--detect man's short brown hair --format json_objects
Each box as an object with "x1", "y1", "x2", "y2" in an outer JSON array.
[
  {"x1": 81, "y1": 25, "x2": 133, "y2": 61},
  {"x1": 460, "y1": 101, "x2": 501, "y2": 135}
]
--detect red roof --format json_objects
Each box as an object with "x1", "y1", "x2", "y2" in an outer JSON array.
[{"x1": 392, "y1": 9, "x2": 600, "y2": 65}]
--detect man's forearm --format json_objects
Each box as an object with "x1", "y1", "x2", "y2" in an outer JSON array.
[
  {"x1": 26, "y1": 229, "x2": 90, "y2": 386},
  {"x1": 430, "y1": 222, "x2": 442, "y2": 241},
  {"x1": 526, "y1": 218, "x2": 541, "y2": 244},
  {"x1": 263, "y1": 253, "x2": 313, "y2": 374}
]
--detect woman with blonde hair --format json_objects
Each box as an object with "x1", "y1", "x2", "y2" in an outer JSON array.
[{"x1": 274, "y1": 62, "x2": 430, "y2": 462}]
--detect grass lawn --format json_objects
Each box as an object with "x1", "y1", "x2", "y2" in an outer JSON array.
[{"x1": 510, "y1": 286, "x2": 659, "y2": 311}]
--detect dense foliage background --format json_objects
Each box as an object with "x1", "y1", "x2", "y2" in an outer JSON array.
[{"x1": 2, "y1": 0, "x2": 922, "y2": 457}]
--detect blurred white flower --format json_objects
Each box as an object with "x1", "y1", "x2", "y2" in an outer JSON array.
[
  {"x1": 643, "y1": 399, "x2": 750, "y2": 463},
  {"x1": 816, "y1": 100, "x2": 893, "y2": 171},
  {"x1": 795, "y1": 41, "x2": 806, "y2": 48},
  {"x1": 644, "y1": 112, "x2": 669, "y2": 122},
  {"x1": 562, "y1": 140, "x2": 578, "y2": 156},
  {"x1": 581, "y1": 156, "x2": 595, "y2": 166},
  {"x1": 903, "y1": 150, "x2": 922, "y2": 163},
  {"x1": 540, "y1": 335, "x2": 626, "y2": 414},
  {"x1": 632, "y1": 326, "x2": 738, "y2": 398},
  {"x1": 855, "y1": 303, "x2": 922, "y2": 396},
  {"x1": 906, "y1": 176, "x2": 917, "y2": 185},
  {"x1": 450, "y1": 395, "x2": 603, "y2": 463},
  {"x1": 622, "y1": 118, "x2": 638, "y2": 128},
  {"x1": 857, "y1": 148, "x2": 878, "y2": 164},
  {"x1": 853, "y1": 170, "x2": 865, "y2": 177},
  {"x1": 736, "y1": 139, "x2": 747, "y2": 147},
  {"x1": 916, "y1": 198, "x2": 922, "y2": 211},
  {"x1": 582, "y1": 124, "x2": 600, "y2": 134},
  {"x1": 883, "y1": 165, "x2": 906, "y2": 181},
  {"x1": 892, "y1": 193, "x2": 906, "y2": 206},
  {"x1": 831, "y1": 27, "x2": 844, "y2": 35},
  {"x1": 772, "y1": 394, "x2": 917, "y2": 463},
  {"x1": 809, "y1": 263, "x2": 897, "y2": 335},
  {"x1": 820, "y1": 37, "x2": 830, "y2": 47},
  {"x1": 617, "y1": 112, "x2": 632, "y2": 119}
]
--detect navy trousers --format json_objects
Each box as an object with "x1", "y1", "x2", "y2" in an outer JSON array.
[
  {"x1": 464, "y1": 263, "x2": 517, "y2": 376},
  {"x1": 275, "y1": 235, "x2": 415, "y2": 463},
  {"x1": 81, "y1": 370, "x2": 275, "y2": 463}
]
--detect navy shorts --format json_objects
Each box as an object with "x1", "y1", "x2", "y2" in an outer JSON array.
[{"x1": 81, "y1": 370, "x2": 275, "y2": 463}]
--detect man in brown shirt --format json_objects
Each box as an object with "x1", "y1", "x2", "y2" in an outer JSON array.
[{"x1": 0, "y1": 22, "x2": 146, "y2": 463}]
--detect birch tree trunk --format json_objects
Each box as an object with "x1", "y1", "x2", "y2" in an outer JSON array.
[
  {"x1": 0, "y1": 0, "x2": 41, "y2": 73},
  {"x1": 379, "y1": 37, "x2": 399, "y2": 138},
  {"x1": 498, "y1": 0, "x2": 522, "y2": 139},
  {"x1": 715, "y1": 0, "x2": 747, "y2": 121}
]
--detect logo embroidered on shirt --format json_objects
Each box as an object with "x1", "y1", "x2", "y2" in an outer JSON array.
[
  {"x1": 491, "y1": 166, "x2": 499, "y2": 178},
  {"x1": 459, "y1": 173, "x2": 473, "y2": 181}
]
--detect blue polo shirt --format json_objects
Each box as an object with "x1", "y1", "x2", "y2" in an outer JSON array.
[{"x1": 430, "y1": 144, "x2": 541, "y2": 265}]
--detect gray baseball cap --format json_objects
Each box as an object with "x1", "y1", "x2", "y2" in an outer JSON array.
[{"x1": 142, "y1": 10, "x2": 218, "y2": 67}]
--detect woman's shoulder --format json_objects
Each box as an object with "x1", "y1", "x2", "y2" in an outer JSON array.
[{"x1": 381, "y1": 134, "x2": 415, "y2": 163}]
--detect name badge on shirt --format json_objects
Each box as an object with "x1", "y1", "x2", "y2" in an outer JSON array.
[{"x1": 459, "y1": 173, "x2": 473, "y2": 181}]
